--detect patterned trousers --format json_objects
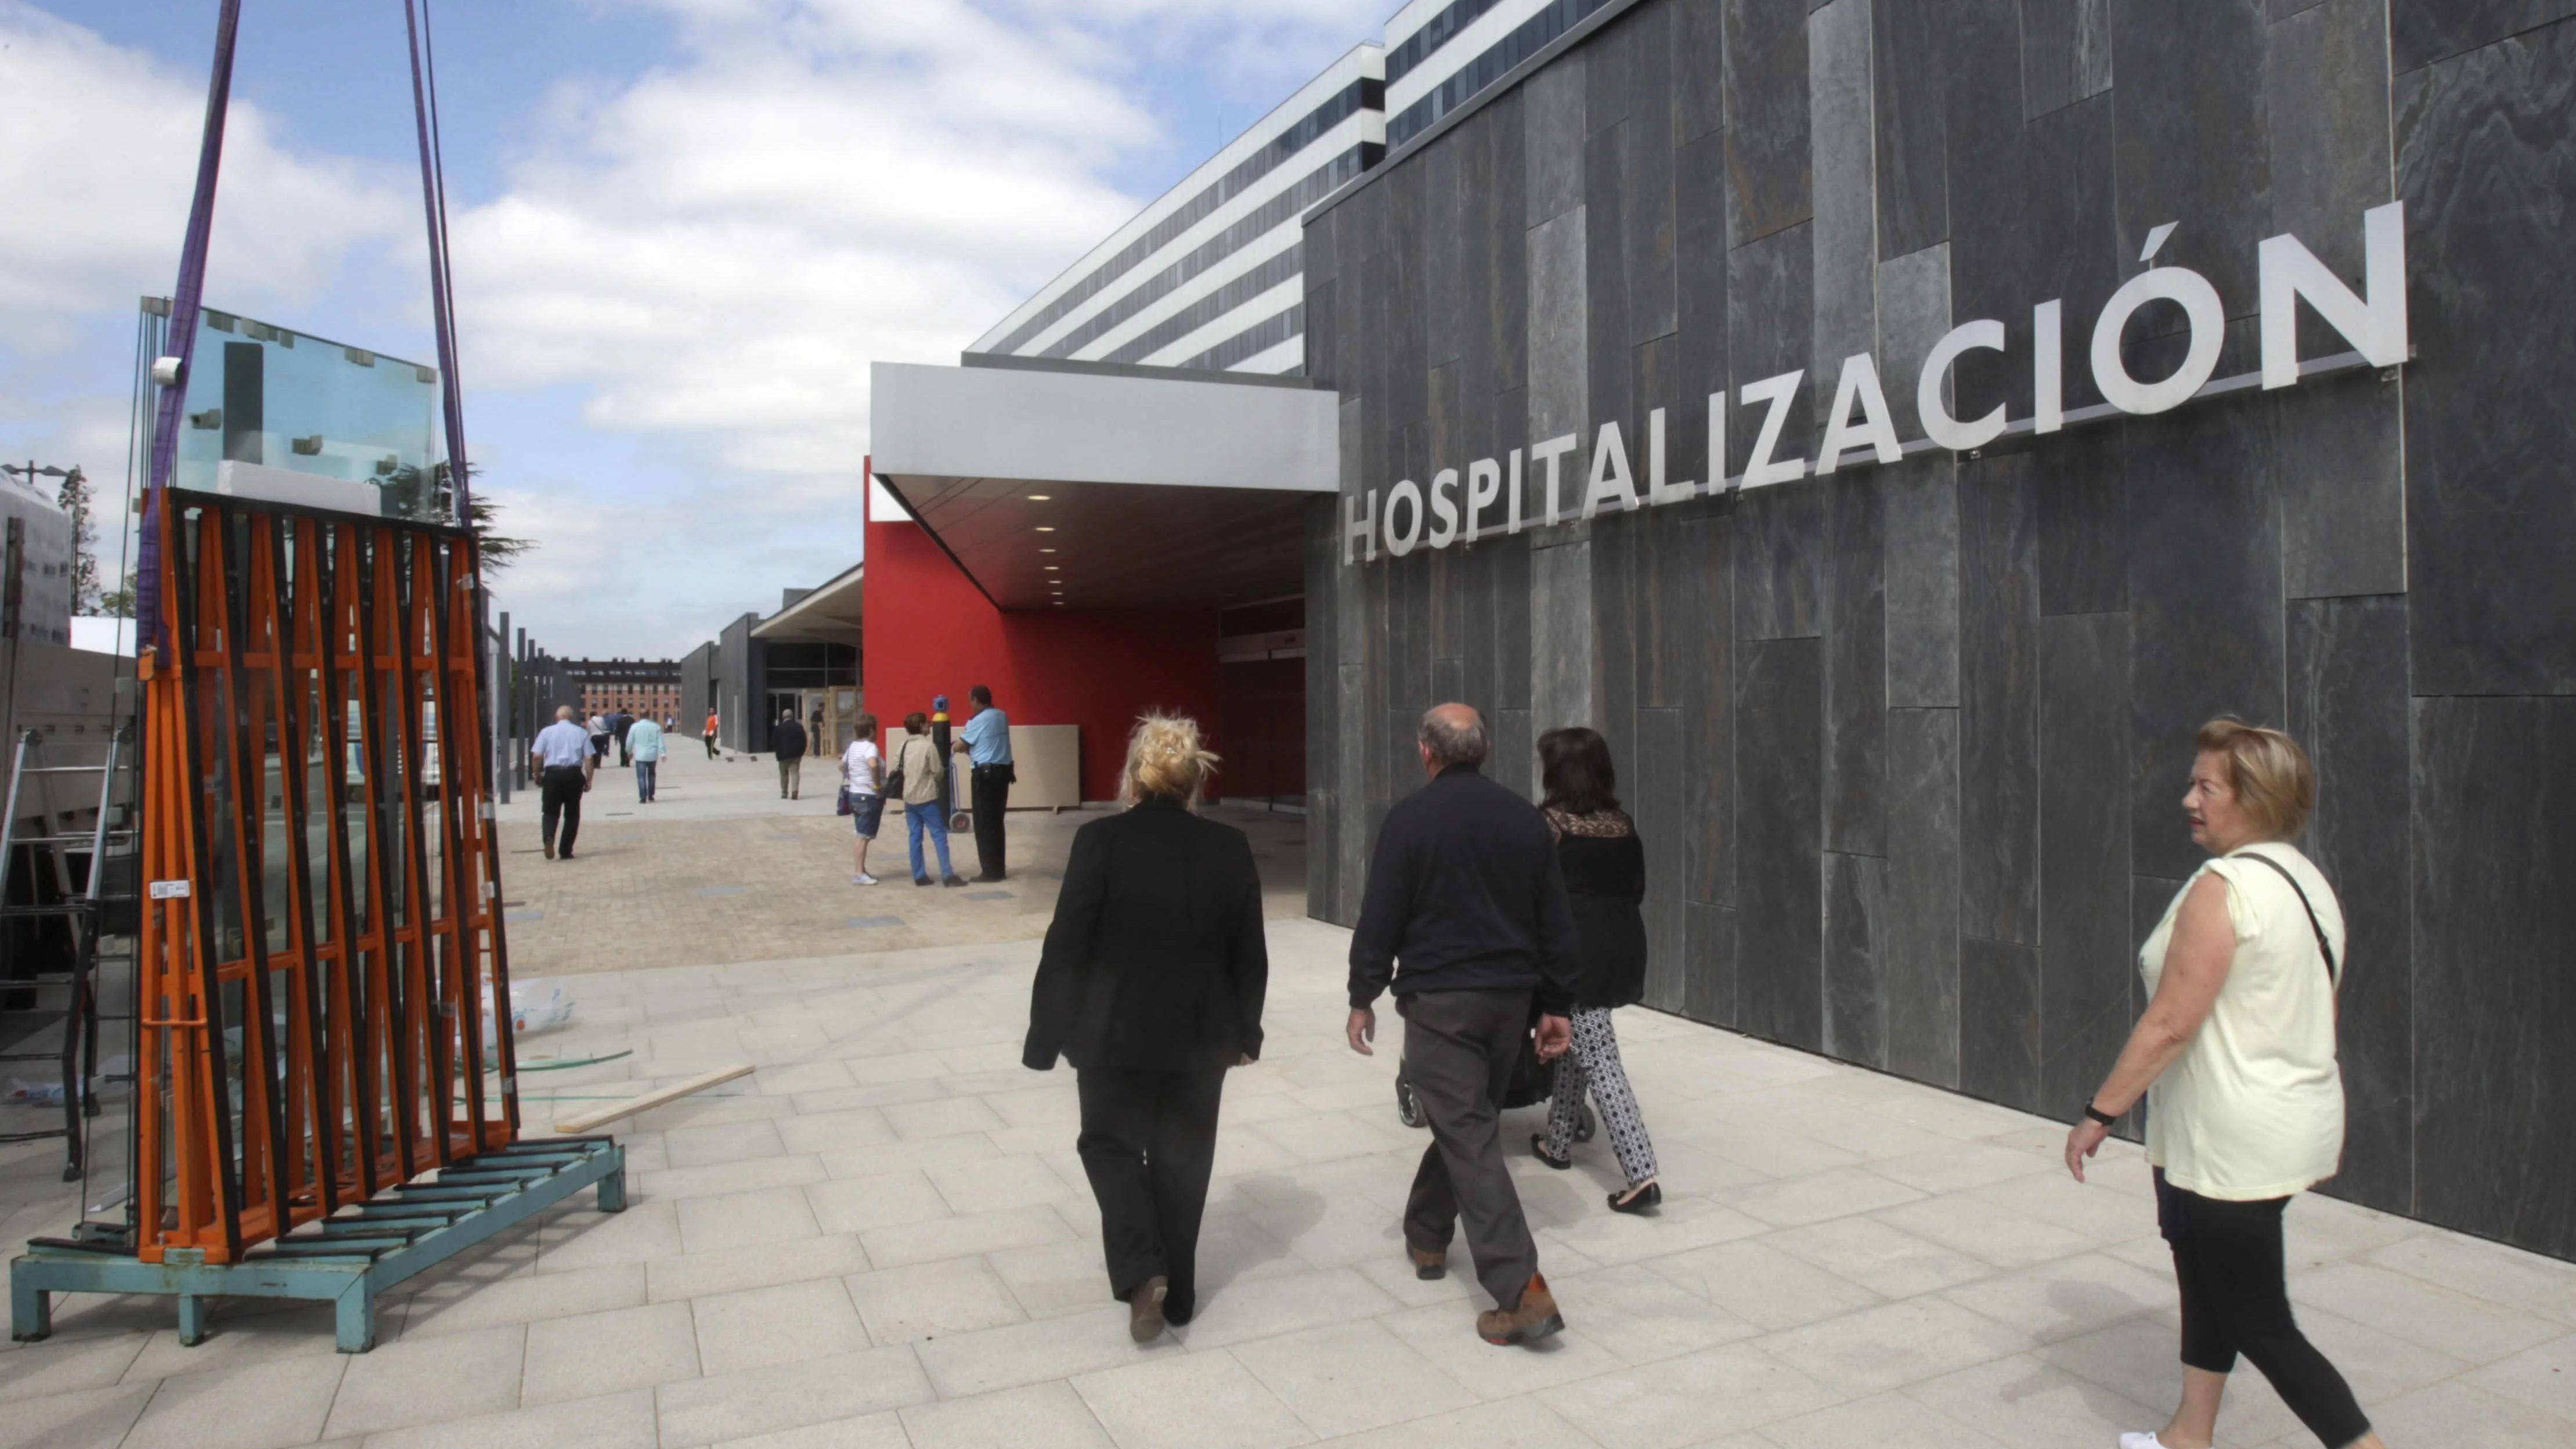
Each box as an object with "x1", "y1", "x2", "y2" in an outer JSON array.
[{"x1": 1543, "y1": 1007, "x2": 1659, "y2": 1188}]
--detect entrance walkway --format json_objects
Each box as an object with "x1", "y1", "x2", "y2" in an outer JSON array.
[
  {"x1": 492, "y1": 740, "x2": 1309, "y2": 974},
  {"x1": 0, "y1": 787, "x2": 2568, "y2": 1447}
]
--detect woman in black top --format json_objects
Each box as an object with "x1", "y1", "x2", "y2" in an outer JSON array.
[
  {"x1": 1528, "y1": 727, "x2": 1662, "y2": 1212},
  {"x1": 1023, "y1": 714, "x2": 1268, "y2": 1343}
]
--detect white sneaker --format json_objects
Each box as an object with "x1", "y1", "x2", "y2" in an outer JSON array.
[
  {"x1": 2119, "y1": 1433, "x2": 2171, "y2": 1449},
  {"x1": 852, "y1": 873, "x2": 878, "y2": 886}
]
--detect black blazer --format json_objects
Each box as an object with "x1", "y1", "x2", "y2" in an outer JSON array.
[
  {"x1": 1023, "y1": 796, "x2": 1268, "y2": 1072},
  {"x1": 1553, "y1": 813, "x2": 1648, "y2": 1011}
]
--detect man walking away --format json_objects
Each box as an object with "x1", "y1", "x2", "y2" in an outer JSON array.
[
  {"x1": 704, "y1": 709, "x2": 721, "y2": 760},
  {"x1": 588, "y1": 711, "x2": 612, "y2": 763},
  {"x1": 627, "y1": 711, "x2": 666, "y2": 803},
  {"x1": 1348, "y1": 703, "x2": 1581, "y2": 1346},
  {"x1": 953, "y1": 684, "x2": 1013, "y2": 881},
  {"x1": 773, "y1": 710, "x2": 809, "y2": 799},
  {"x1": 614, "y1": 707, "x2": 637, "y2": 766},
  {"x1": 532, "y1": 705, "x2": 596, "y2": 860}
]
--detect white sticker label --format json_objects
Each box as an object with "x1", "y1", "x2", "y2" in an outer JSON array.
[
  {"x1": 479, "y1": 802, "x2": 494, "y2": 820},
  {"x1": 149, "y1": 880, "x2": 192, "y2": 899}
]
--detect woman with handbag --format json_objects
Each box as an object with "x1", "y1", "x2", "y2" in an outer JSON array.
[
  {"x1": 1525, "y1": 727, "x2": 1661, "y2": 1214},
  {"x1": 838, "y1": 712, "x2": 884, "y2": 885},
  {"x1": 2066, "y1": 720, "x2": 2390, "y2": 1449},
  {"x1": 890, "y1": 712, "x2": 966, "y2": 888}
]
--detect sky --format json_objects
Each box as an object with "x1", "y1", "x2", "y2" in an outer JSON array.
[{"x1": 0, "y1": 0, "x2": 1390, "y2": 657}]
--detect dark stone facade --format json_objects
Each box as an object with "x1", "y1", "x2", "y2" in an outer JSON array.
[{"x1": 1302, "y1": 0, "x2": 2576, "y2": 1261}]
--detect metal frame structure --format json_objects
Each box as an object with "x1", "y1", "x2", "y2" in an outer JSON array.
[{"x1": 131, "y1": 488, "x2": 522, "y2": 1263}]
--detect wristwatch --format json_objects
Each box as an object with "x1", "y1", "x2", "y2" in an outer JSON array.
[{"x1": 2081, "y1": 1101, "x2": 2119, "y2": 1127}]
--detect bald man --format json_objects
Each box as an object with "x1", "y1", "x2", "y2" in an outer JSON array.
[
  {"x1": 531, "y1": 705, "x2": 596, "y2": 860},
  {"x1": 1347, "y1": 702, "x2": 1581, "y2": 1346}
]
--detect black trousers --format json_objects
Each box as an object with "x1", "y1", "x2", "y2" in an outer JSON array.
[
  {"x1": 1400, "y1": 988, "x2": 1541, "y2": 1310},
  {"x1": 539, "y1": 766, "x2": 586, "y2": 856},
  {"x1": 703, "y1": 733, "x2": 718, "y2": 758},
  {"x1": 2161, "y1": 1174, "x2": 2372, "y2": 1448},
  {"x1": 1076, "y1": 1066, "x2": 1225, "y2": 1322},
  {"x1": 970, "y1": 765, "x2": 1011, "y2": 879}
]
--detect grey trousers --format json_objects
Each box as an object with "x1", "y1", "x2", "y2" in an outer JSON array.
[{"x1": 1400, "y1": 988, "x2": 1541, "y2": 1310}]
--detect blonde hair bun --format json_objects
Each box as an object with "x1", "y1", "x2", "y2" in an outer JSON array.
[{"x1": 1124, "y1": 713, "x2": 1220, "y2": 805}]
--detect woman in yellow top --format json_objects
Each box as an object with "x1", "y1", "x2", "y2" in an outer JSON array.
[{"x1": 2065, "y1": 721, "x2": 2389, "y2": 1449}]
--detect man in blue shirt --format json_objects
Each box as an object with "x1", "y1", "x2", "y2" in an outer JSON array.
[
  {"x1": 529, "y1": 705, "x2": 596, "y2": 860},
  {"x1": 626, "y1": 712, "x2": 666, "y2": 803},
  {"x1": 951, "y1": 684, "x2": 1013, "y2": 881}
]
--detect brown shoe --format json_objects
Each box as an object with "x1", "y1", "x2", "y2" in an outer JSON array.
[
  {"x1": 1407, "y1": 1244, "x2": 1448, "y2": 1281},
  {"x1": 1476, "y1": 1273, "x2": 1564, "y2": 1346},
  {"x1": 1127, "y1": 1275, "x2": 1168, "y2": 1343}
]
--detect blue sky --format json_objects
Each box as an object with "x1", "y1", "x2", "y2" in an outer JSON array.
[{"x1": 1, "y1": 0, "x2": 1387, "y2": 655}]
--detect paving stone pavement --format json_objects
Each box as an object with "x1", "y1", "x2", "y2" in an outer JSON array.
[
  {"x1": 1, "y1": 785, "x2": 2570, "y2": 1447},
  {"x1": 490, "y1": 742, "x2": 1309, "y2": 976}
]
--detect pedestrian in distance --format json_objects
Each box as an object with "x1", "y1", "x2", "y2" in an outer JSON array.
[
  {"x1": 531, "y1": 705, "x2": 595, "y2": 861},
  {"x1": 890, "y1": 713, "x2": 966, "y2": 888},
  {"x1": 614, "y1": 706, "x2": 636, "y2": 766},
  {"x1": 627, "y1": 711, "x2": 665, "y2": 803},
  {"x1": 952, "y1": 684, "x2": 1013, "y2": 881},
  {"x1": 2067, "y1": 721, "x2": 2393, "y2": 1449},
  {"x1": 703, "y1": 709, "x2": 720, "y2": 760},
  {"x1": 1348, "y1": 703, "x2": 1579, "y2": 1347},
  {"x1": 841, "y1": 712, "x2": 885, "y2": 885},
  {"x1": 1528, "y1": 726, "x2": 1662, "y2": 1213},
  {"x1": 1024, "y1": 713, "x2": 1267, "y2": 1343},
  {"x1": 930, "y1": 694, "x2": 955, "y2": 816},
  {"x1": 587, "y1": 711, "x2": 611, "y2": 763},
  {"x1": 772, "y1": 710, "x2": 808, "y2": 799}
]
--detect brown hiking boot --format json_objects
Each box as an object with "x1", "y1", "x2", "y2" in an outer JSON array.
[
  {"x1": 1407, "y1": 1243, "x2": 1448, "y2": 1281},
  {"x1": 1476, "y1": 1273, "x2": 1564, "y2": 1346},
  {"x1": 1127, "y1": 1275, "x2": 1168, "y2": 1343}
]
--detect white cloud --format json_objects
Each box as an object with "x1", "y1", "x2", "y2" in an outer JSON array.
[
  {"x1": 0, "y1": 0, "x2": 1383, "y2": 654},
  {"x1": 0, "y1": 2, "x2": 410, "y2": 330}
]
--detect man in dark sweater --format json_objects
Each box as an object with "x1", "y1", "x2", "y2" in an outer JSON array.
[{"x1": 1347, "y1": 702, "x2": 1581, "y2": 1347}]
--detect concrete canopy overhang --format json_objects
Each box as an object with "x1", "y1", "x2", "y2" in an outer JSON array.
[
  {"x1": 752, "y1": 560, "x2": 863, "y2": 644},
  {"x1": 870, "y1": 358, "x2": 1338, "y2": 610}
]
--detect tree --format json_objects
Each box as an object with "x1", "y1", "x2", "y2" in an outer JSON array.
[
  {"x1": 54, "y1": 467, "x2": 98, "y2": 614},
  {"x1": 96, "y1": 569, "x2": 136, "y2": 619},
  {"x1": 466, "y1": 491, "x2": 534, "y2": 572}
]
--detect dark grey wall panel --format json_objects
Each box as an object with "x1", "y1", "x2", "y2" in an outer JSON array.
[
  {"x1": 1680, "y1": 514, "x2": 1737, "y2": 909},
  {"x1": 2036, "y1": 426, "x2": 2126, "y2": 617},
  {"x1": 1736, "y1": 636, "x2": 1824, "y2": 1051},
  {"x1": 2395, "y1": 21, "x2": 2576, "y2": 694},
  {"x1": 2038, "y1": 611, "x2": 2132, "y2": 1120},
  {"x1": 2412, "y1": 695, "x2": 2576, "y2": 1259},
  {"x1": 2288, "y1": 594, "x2": 2413, "y2": 1215},
  {"x1": 1824, "y1": 850, "x2": 1889, "y2": 1066},
  {"x1": 1725, "y1": 0, "x2": 1814, "y2": 246},
  {"x1": 2022, "y1": 0, "x2": 2114, "y2": 117},
  {"x1": 1637, "y1": 705, "x2": 1689, "y2": 1011},
  {"x1": 1527, "y1": 54, "x2": 1589, "y2": 225},
  {"x1": 1586, "y1": 121, "x2": 1636, "y2": 441},
  {"x1": 2023, "y1": 93, "x2": 2119, "y2": 414},
  {"x1": 1626, "y1": 1, "x2": 1681, "y2": 343},
  {"x1": 2277, "y1": 370, "x2": 2405, "y2": 601},
  {"x1": 1942, "y1": 0, "x2": 2032, "y2": 424},
  {"x1": 1885, "y1": 707, "x2": 1961, "y2": 1085},
  {"x1": 1686, "y1": 900, "x2": 1738, "y2": 1027},
  {"x1": 2113, "y1": 0, "x2": 2272, "y2": 310},
  {"x1": 1960, "y1": 453, "x2": 2040, "y2": 945},
  {"x1": 2126, "y1": 397, "x2": 2285, "y2": 881},
  {"x1": 2391, "y1": 0, "x2": 2576, "y2": 72},
  {"x1": 1676, "y1": 128, "x2": 1731, "y2": 478},
  {"x1": 1735, "y1": 486, "x2": 1825, "y2": 640},
  {"x1": 1676, "y1": 0, "x2": 1729, "y2": 140},
  {"x1": 1871, "y1": 0, "x2": 1947, "y2": 257},
  {"x1": 1810, "y1": 0, "x2": 1877, "y2": 413},
  {"x1": 1824, "y1": 470, "x2": 1886, "y2": 855},
  {"x1": 1884, "y1": 455, "x2": 1960, "y2": 708},
  {"x1": 1960, "y1": 935, "x2": 2040, "y2": 1111},
  {"x1": 2268, "y1": 0, "x2": 2394, "y2": 280}
]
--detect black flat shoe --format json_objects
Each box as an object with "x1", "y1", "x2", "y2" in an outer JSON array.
[
  {"x1": 1531, "y1": 1134, "x2": 1573, "y2": 1170},
  {"x1": 1608, "y1": 1180, "x2": 1661, "y2": 1213}
]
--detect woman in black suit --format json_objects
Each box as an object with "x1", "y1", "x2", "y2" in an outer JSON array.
[
  {"x1": 1023, "y1": 714, "x2": 1268, "y2": 1343},
  {"x1": 1527, "y1": 726, "x2": 1662, "y2": 1212}
]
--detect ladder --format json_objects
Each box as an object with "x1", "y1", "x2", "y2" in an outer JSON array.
[{"x1": 0, "y1": 726, "x2": 135, "y2": 1181}]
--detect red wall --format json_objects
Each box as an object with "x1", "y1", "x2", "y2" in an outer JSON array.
[{"x1": 862, "y1": 499, "x2": 1223, "y2": 803}]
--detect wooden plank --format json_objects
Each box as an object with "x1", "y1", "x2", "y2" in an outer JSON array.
[{"x1": 546, "y1": 1064, "x2": 755, "y2": 1134}]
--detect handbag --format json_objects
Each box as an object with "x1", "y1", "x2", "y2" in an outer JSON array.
[
  {"x1": 884, "y1": 738, "x2": 912, "y2": 800},
  {"x1": 2234, "y1": 850, "x2": 2339, "y2": 986},
  {"x1": 835, "y1": 787, "x2": 854, "y2": 817}
]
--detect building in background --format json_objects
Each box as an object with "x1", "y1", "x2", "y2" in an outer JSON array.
[
  {"x1": 676, "y1": 573, "x2": 862, "y2": 754},
  {"x1": 561, "y1": 658, "x2": 683, "y2": 722}
]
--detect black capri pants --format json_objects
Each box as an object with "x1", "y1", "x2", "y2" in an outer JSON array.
[{"x1": 2159, "y1": 1172, "x2": 2372, "y2": 1448}]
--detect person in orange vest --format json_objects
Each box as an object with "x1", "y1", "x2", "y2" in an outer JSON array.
[{"x1": 703, "y1": 709, "x2": 720, "y2": 760}]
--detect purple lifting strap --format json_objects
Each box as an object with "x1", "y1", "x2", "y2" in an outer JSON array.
[{"x1": 138, "y1": 0, "x2": 244, "y2": 653}]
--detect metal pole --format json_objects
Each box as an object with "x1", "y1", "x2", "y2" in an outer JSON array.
[{"x1": 493, "y1": 610, "x2": 510, "y2": 803}]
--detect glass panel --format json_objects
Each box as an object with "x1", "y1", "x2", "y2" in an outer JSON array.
[{"x1": 170, "y1": 307, "x2": 448, "y2": 523}]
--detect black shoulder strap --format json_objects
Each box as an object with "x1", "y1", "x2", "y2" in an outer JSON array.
[{"x1": 2234, "y1": 851, "x2": 2339, "y2": 986}]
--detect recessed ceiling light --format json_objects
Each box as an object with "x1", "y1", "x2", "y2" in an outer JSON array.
[
  {"x1": 1027, "y1": 493, "x2": 1051, "y2": 500},
  {"x1": 1044, "y1": 565, "x2": 1059, "y2": 571},
  {"x1": 1035, "y1": 526, "x2": 1055, "y2": 532},
  {"x1": 1039, "y1": 547, "x2": 1057, "y2": 553},
  {"x1": 1052, "y1": 600, "x2": 1066, "y2": 605}
]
